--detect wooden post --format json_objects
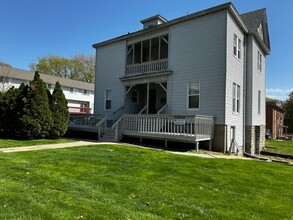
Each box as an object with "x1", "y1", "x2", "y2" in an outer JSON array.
[
  {"x1": 146, "y1": 83, "x2": 149, "y2": 114},
  {"x1": 209, "y1": 140, "x2": 212, "y2": 151},
  {"x1": 165, "y1": 140, "x2": 168, "y2": 148},
  {"x1": 196, "y1": 142, "x2": 199, "y2": 152}
]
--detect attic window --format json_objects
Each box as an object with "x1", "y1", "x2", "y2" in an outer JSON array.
[{"x1": 148, "y1": 24, "x2": 154, "y2": 28}]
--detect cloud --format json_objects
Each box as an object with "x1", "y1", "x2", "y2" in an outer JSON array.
[{"x1": 266, "y1": 88, "x2": 293, "y2": 100}]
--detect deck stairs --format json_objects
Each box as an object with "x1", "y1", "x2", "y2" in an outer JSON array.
[{"x1": 98, "y1": 128, "x2": 116, "y2": 142}]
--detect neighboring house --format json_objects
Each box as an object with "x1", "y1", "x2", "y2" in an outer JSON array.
[
  {"x1": 93, "y1": 2, "x2": 270, "y2": 154},
  {"x1": 0, "y1": 67, "x2": 94, "y2": 114},
  {"x1": 266, "y1": 102, "x2": 286, "y2": 139}
]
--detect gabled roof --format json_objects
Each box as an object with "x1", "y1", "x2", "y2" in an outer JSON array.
[
  {"x1": 0, "y1": 66, "x2": 94, "y2": 91},
  {"x1": 92, "y1": 2, "x2": 270, "y2": 55},
  {"x1": 241, "y1": 9, "x2": 265, "y2": 30},
  {"x1": 240, "y1": 9, "x2": 271, "y2": 54},
  {"x1": 93, "y1": 2, "x2": 248, "y2": 48}
]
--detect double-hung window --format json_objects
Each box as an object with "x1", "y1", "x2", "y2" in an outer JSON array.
[
  {"x1": 105, "y1": 90, "x2": 112, "y2": 110},
  {"x1": 233, "y1": 34, "x2": 241, "y2": 59},
  {"x1": 188, "y1": 81, "x2": 200, "y2": 109},
  {"x1": 233, "y1": 83, "x2": 240, "y2": 113},
  {"x1": 257, "y1": 51, "x2": 262, "y2": 72}
]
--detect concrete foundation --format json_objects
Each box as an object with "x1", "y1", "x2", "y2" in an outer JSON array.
[{"x1": 245, "y1": 125, "x2": 265, "y2": 155}]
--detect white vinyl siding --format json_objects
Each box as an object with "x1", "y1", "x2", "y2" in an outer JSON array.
[
  {"x1": 94, "y1": 41, "x2": 126, "y2": 117},
  {"x1": 233, "y1": 34, "x2": 241, "y2": 59},
  {"x1": 187, "y1": 81, "x2": 200, "y2": 109},
  {"x1": 169, "y1": 10, "x2": 227, "y2": 123},
  {"x1": 232, "y1": 83, "x2": 240, "y2": 113},
  {"x1": 226, "y1": 11, "x2": 245, "y2": 148},
  {"x1": 245, "y1": 36, "x2": 266, "y2": 125}
]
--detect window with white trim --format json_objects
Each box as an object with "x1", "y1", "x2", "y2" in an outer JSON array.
[
  {"x1": 258, "y1": 90, "x2": 261, "y2": 115},
  {"x1": 233, "y1": 34, "x2": 241, "y2": 59},
  {"x1": 105, "y1": 90, "x2": 112, "y2": 110},
  {"x1": 257, "y1": 51, "x2": 262, "y2": 72},
  {"x1": 233, "y1": 83, "x2": 240, "y2": 113},
  {"x1": 188, "y1": 81, "x2": 200, "y2": 109}
]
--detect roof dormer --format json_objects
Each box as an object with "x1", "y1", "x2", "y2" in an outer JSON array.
[{"x1": 140, "y1": 14, "x2": 168, "y2": 29}]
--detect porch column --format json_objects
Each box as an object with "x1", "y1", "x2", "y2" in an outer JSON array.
[{"x1": 146, "y1": 83, "x2": 149, "y2": 114}]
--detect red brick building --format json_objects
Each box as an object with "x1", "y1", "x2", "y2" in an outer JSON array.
[{"x1": 266, "y1": 102, "x2": 286, "y2": 139}]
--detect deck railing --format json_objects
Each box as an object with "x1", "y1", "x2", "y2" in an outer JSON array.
[
  {"x1": 68, "y1": 114, "x2": 107, "y2": 137},
  {"x1": 113, "y1": 114, "x2": 214, "y2": 142},
  {"x1": 126, "y1": 59, "x2": 168, "y2": 77}
]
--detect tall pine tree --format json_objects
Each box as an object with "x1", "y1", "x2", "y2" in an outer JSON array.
[
  {"x1": 50, "y1": 81, "x2": 69, "y2": 138},
  {"x1": 18, "y1": 72, "x2": 53, "y2": 139}
]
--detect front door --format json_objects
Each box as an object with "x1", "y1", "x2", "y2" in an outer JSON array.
[{"x1": 149, "y1": 89, "x2": 156, "y2": 114}]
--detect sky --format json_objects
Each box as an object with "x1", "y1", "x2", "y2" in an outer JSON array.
[{"x1": 0, "y1": 0, "x2": 292, "y2": 100}]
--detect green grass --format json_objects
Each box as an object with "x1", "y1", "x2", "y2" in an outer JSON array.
[
  {"x1": 0, "y1": 144, "x2": 292, "y2": 219},
  {"x1": 265, "y1": 140, "x2": 293, "y2": 155},
  {"x1": 0, "y1": 138, "x2": 76, "y2": 148}
]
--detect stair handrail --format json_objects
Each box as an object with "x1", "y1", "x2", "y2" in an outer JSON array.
[
  {"x1": 230, "y1": 138, "x2": 240, "y2": 154},
  {"x1": 138, "y1": 105, "x2": 148, "y2": 114},
  {"x1": 111, "y1": 115, "x2": 124, "y2": 141},
  {"x1": 157, "y1": 104, "x2": 167, "y2": 114},
  {"x1": 95, "y1": 114, "x2": 107, "y2": 138},
  {"x1": 113, "y1": 105, "x2": 124, "y2": 116}
]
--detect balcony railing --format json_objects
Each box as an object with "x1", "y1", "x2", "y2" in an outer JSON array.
[
  {"x1": 68, "y1": 106, "x2": 92, "y2": 114},
  {"x1": 126, "y1": 59, "x2": 168, "y2": 77}
]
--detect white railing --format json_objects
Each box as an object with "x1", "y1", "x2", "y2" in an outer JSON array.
[
  {"x1": 157, "y1": 104, "x2": 167, "y2": 114},
  {"x1": 114, "y1": 114, "x2": 214, "y2": 142},
  {"x1": 95, "y1": 115, "x2": 108, "y2": 138},
  {"x1": 112, "y1": 116, "x2": 124, "y2": 142},
  {"x1": 68, "y1": 114, "x2": 107, "y2": 137},
  {"x1": 126, "y1": 59, "x2": 168, "y2": 77},
  {"x1": 230, "y1": 138, "x2": 240, "y2": 154}
]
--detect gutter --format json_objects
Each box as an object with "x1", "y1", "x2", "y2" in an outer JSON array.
[{"x1": 243, "y1": 34, "x2": 247, "y2": 154}]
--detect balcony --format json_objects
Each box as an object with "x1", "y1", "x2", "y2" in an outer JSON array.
[{"x1": 126, "y1": 59, "x2": 168, "y2": 77}]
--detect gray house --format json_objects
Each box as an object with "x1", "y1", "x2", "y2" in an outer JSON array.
[{"x1": 93, "y1": 2, "x2": 270, "y2": 155}]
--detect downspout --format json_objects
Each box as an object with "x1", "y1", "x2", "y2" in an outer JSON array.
[{"x1": 243, "y1": 34, "x2": 247, "y2": 155}]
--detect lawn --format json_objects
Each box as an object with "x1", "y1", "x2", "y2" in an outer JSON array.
[
  {"x1": 265, "y1": 139, "x2": 293, "y2": 155},
  {"x1": 0, "y1": 144, "x2": 292, "y2": 219},
  {"x1": 0, "y1": 138, "x2": 76, "y2": 148}
]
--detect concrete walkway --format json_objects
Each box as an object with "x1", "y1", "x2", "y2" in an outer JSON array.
[
  {"x1": 0, "y1": 141, "x2": 117, "y2": 153},
  {"x1": 0, "y1": 140, "x2": 251, "y2": 160}
]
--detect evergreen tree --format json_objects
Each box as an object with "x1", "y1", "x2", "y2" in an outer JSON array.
[
  {"x1": 284, "y1": 91, "x2": 293, "y2": 119},
  {"x1": 50, "y1": 81, "x2": 69, "y2": 138},
  {"x1": 0, "y1": 87, "x2": 18, "y2": 136},
  {"x1": 18, "y1": 72, "x2": 53, "y2": 139}
]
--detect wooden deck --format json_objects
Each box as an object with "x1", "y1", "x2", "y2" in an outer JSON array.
[
  {"x1": 112, "y1": 114, "x2": 214, "y2": 146},
  {"x1": 68, "y1": 114, "x2": 107, "y2": 137}
]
